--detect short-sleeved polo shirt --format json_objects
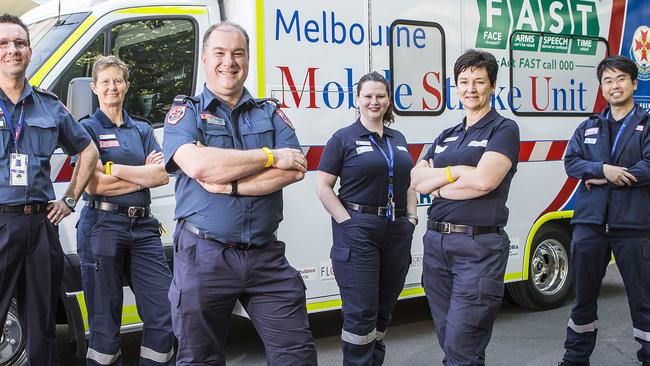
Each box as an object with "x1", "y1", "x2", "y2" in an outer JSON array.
[{"x1": 422, "y1": 109, "x2": 520, "y2": 227}]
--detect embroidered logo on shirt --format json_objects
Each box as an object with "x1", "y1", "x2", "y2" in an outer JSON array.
[
  {"x1": 201, "y1": 113, "x2": 225, "y2": 126},
  {"x1": 99, "y1": 140, "x2": 120, "y2": 148},
  {"x1": 356, "y1": 141, "x2": 371, "y2": 146},
  {"x1": 584, "y1": 138, "x2": 597, "y2": 144},
  {"x1": 356, "y1": 146, "x2": 374, "y2": 154},
  {"x1": 397, "y1": 146, "x2": 408, "y2": 152},
  {"x1": 434, "y1": 145, "x2": 447, "y2": 153},
  {"x1": 636, "y1": 125, "x2": 645, "y2": 132},
  {"x1": 443, "y1": 136, "x2": 459, "y2": 142},
  {"x1": 166, "y1": 106, "x2": 187, "y2": 125},
  {"x1": 468, "y1": 140, "x2": 488, "y2": 147},
  {"x1": 99, "y1": 134, "x2": 117, "y2": 140},
  {"x1": 585, "y1": 127, "x2": 599, "y2": 136}
]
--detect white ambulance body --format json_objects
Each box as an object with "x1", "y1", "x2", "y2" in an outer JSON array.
[{"x1": 3, "y1": 0, "x2": 648, "y2": 363}]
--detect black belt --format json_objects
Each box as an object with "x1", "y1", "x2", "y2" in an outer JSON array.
[
  {"x1": 86, "y1": 200, "x2": 151, "y2": 218},
  {"x1": 341, "y1": 200, "x2": 407, "y2": 218},
  {"x1": 427, "y1": 220, "x2": 502, "y2": 235},
  {"x1": 0, "y1": 203, "x2": 48, "y2": 215},
  {"x1": 181, "y1": 221, "x2": 254, "y2": 250}
]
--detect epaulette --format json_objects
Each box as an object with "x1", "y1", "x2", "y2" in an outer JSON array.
[
  {"x1": 254, "y1": 97, "x2": 281, "y2": 108},
  {"x1": 78, "y1": 114, "x2": 92, "y2": 122},
  {"x1": 172, "y1": 95, "x2": 199, "y2": 106},
  {"x1": 32, "y1": 86, "x2": 60, "y2": 100},
  {"x1": 130, "y1": 114, "x2": 153, "y2": 126}
]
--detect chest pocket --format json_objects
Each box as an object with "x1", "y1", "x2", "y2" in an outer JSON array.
[
  {"x1": 241, "y1": 118, "x2": 274, "y2": 149},
  {"x1": 0, "y1": 125, "x2": 9, "y2": 159},
  {"x1": 203, "y1": 123, "x2": 234, "y2": 149},
  {"x1": 25, "y1": 118, "x2": 58, "y2": 157}
]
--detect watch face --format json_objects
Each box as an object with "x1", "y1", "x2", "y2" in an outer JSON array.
[{"x1": 64, "y1": 197, "x2": 76, "y2": 208}]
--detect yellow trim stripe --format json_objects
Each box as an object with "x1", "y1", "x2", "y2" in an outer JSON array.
[
  {"x1": 522, "y1": 210, "x2": 574, "y2": 281},
  {"x1": 306, "y1": 287, "x2": 425, "y2": 312},
  {"x1": 115, "y1": 6, "x2": 207, "y2": 15},
  {"x1": 75, "y1": 292, "x2": 143, "y2": 332},
  {"x1": 504, "y1": 272, "x2": 523, "y2": 281},
  {"x1": 29, "y1": 15, "x2": 97, "y2": 86},
  {"x1": 255, "y1": 0, "x2": 265, "y2": 98}
]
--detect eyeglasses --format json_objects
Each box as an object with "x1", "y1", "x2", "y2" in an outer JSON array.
[
  {"x1": 0, "y1": 38, "x2": 29, "y2": 50},
  {"x1": 602, "y1": 75, "x2": 631, "y2": 87}
]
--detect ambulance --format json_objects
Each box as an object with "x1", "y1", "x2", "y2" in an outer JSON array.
[{"x1": 2, "y1": 0, "x2": 649, "y2": 363}]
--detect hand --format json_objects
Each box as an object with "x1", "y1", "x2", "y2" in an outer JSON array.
[
  {"x1": 408, "y1": 217, "x2": 417, "y2": 225},
  {"x1": 145, "y1": 150, "x2": 164, "y2": 165},
  {"x1": 603, "y1": 164, "x2": 637, "y2": 187},
  {"x1": 198, "y1": 179, "x2": 230, "y2": 194},
  {"x1": 416, "y1": 159, "x2": 431, "y2": 168},
  {"x1": 47, "y1": 200, "x2": 72, "y2": 225},
  {"x1": 584, "y1": 178, "x2": 607, "y2": 191},
  {"x1": 335, "y1": 215, "x2": 352, "y2": 224},
  {"x1": 272, "y1": 148, "x2": 307, "y2": 172}
]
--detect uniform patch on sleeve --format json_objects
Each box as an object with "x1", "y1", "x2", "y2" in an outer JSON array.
[
  {"x1": 166, "y1": 106, "x2": 187, "y2": 125},
  {"x1": 275, "y1": 108, "x2": 294, "y2": 130}
]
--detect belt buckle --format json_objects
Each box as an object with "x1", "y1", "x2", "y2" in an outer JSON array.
[
  {"x1": 23, "y1": 205, "x2": 32, "y2": 215},
  {"x1": 127, "y1": 206, "x2": 143, "y2": 217},
  {"x1": 440, "y1": 222, "x2": 452, "y2": 234}
]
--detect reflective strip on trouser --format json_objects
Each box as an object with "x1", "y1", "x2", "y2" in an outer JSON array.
[
  {"x1": 568, "y1": 319, "x2": 598, "y2": 333},
  {"x1": 634, "y1": 328, "x2": 650, "y2": 342},
  {"x1": 341, "y1": 328, "x2": 377, "y2": 345},
  {"x1": 87, "y1": 348, "x2": 122, "y2": 365},
  {"x1": 376, "y1": 329, "x2": 387, "y2": 341},
  {"x1": 141, "y1": 346, "x2": 174, "y2": 363}
]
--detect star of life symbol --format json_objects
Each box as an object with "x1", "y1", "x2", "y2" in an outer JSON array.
[{"x1": 631, "y1": 25, "x2": 650, "y2": 81}]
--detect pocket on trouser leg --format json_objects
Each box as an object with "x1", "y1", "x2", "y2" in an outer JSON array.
[
  {"x1": 330, "y1": 245, "x2": 352, "y2": 288},
  {"x1": 476, "y1": 276, "x2": 504, "y2": 330},
  {"x1": 168, "y1": 281, "x2": 184, "y2": 348}
]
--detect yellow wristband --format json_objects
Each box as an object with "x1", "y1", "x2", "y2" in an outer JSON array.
[
  {"x1": 445, "y1": 166, "x2": 456, "y2": 183},
  {"x1": 105, "y1": 161, "x2": 114, "y2": 175},
  {"x1": 261, "y1": 147, "x2": 273, "y2": 168}
]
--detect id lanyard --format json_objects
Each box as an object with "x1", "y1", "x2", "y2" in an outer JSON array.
[
  {"x1": 608, "y1": 106, "x2": 636, "y2": 159},
  {"x1": 0, "y1": 99, "x2": 25, "y2": 153},
  {"x1": 368, "y1": 134, "x2": 395, "y2": 221}
]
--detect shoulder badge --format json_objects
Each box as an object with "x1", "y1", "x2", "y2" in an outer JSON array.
[
  {"x1": 166, "y1": 106, "x2": 187, "y2": 125},
  {"x1": 33, "y1": 86, "x2": 60, "y2": 99},
  {"x1": 275, "y1": 107, "x2": 294, "y2": 130}
]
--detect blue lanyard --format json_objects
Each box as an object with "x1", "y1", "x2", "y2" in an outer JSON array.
[
  {"x1": 0, "y1": 98, "x2": 25, "y2": 152},
  {"x1": 608, "y1": 107, "x2": 636, "y2": 158},
  {"x1": 368, "y1": 134, "x2": 395, "y2": 220}
]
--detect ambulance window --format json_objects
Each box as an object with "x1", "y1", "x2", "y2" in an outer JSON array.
[
  {"x1": 508, "y1": 30, "x2": 609, "y2": 117},
  {"x1": 50, "y1": 32, "x2": 105, "y2": 106},
  {"x1": 389, "y1": 20, "x2": 446, "y2": 116},
  {"x1": 110, "y1": 19, "x2": 196, "y2": 127}
]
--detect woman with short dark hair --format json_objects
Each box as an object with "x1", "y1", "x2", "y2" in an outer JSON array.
[{"x1": 411, "y1": 49, "x2": 520, "y2": 365}]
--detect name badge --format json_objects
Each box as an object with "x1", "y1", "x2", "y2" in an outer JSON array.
[
  {"x1": 443, "y1": 136, "x2": 459, "y2": 142},
  {"x1": 201, "y1": 113, "x2": 225, "y2": 126},
  {"x1": 99, "y1": 134, "x2": 117, "y2": 140},
  {"x1": 356, "y1": 146, "x2": 373, "y2": 154},
  {"x1": 99, "y1": 140, "x2": 120, "y2": 148},
  {"x1": 468, "y1": 140, "x2": 488, "y2": 147},
  {"x1": 434, "y1": 145, "x2": 447, "y2": 153},
  {"x1": 355, "y1": 140, "x2": 371, "y2": 146},
  {"x1": 584, "y1": 138, "x2": 597, "y2": 145},
  {"x1": 10, "y1": 153, "x2": 28, "y2": 186},
  {"x1": 585, "y1": 127, "x2": 599, "y2": 136},
  {"x1": 396, "y1": 146, "x2": 408, "y2": 152}
]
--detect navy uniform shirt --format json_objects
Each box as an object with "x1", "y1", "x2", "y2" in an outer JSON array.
[
  {"x1": 422, "y1": 109, "x2": 520, "y2": 227},
  {"x1": 565, "y1": 105, "x2": 650, "y2": 230},
  {"x1": 0, "y1": 82, "x2": 91, "y2": 205},
  {"x1": 318, "y1": 119, "x2": 414, "y2": 209},
  {"x1": 163, "y1": 86, "x2": 300, "y2": 245},
  {"x1": 77, "y1": 108, "x2": 160, "y2": 207}
]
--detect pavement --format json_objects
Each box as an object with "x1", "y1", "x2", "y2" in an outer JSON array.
[{"x1": 57, "y1": 264, "x2": 642, "y2": 365}]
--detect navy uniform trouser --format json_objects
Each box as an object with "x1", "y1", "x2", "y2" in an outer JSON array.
[
  {"x1": 563, "y1": 224, "x2": 650, "y2": 364},
  {"x1": 0, "y1": 210, "x2": 62, "y2": 366},
  {"x1": 77, "y1": 207, "x2": 174, "y2": 366},
  {"x1": 422, "y1": 229, "x2": 510, "y2": 366},
  {"x1": 330, "y1": 209, "x2": 414, "y2": 366},
  {"x1": 169, "y1": 222, "x2": 318, "y2": 366}
]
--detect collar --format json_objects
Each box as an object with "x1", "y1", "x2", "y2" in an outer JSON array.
[
  {"x1": 351, "y1": 119, "x2": 395, "y2": 138},
  {"x1": 462, "y1": 108, "x2": 499, "y2": 131},
  {"x1": 0, "y1": 80, "x2": 33, "y2": 105},
  {"x1": 93, "y1": 108, "x2": 133, "y2": 128},
  {"x1": 601, "y1": 104, "x2": 641, "y2": 123},
  {"x1": 200, "y1": 85, "x2": 255, "y2": 113}
]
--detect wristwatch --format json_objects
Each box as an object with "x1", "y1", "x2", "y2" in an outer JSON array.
[
  {"x1": 230, "y1": 180, "x2": 239, "y2": 197},
  {"x1": 62, "y1": 196, "x2": 76, "y2": 212}
]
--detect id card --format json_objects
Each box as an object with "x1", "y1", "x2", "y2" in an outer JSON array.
[{"x1": 10, "y1": 153, "x2": 28, "y2": 186}]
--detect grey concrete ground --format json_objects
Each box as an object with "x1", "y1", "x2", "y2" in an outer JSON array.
[{"x1": 58, "y1": 264, "x2": 641, "y2": 365}]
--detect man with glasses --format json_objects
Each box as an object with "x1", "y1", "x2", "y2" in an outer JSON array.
[
  {"x1": 560, "y1": 55, "x2": 650, "y2": 366},
  {"x1": 0, "y1": 13, "x2": 98, "y2": 365}
]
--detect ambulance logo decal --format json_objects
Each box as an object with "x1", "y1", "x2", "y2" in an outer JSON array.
[{"x1": 630, "y1": 25, "x2": 650, "y2": 81}]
